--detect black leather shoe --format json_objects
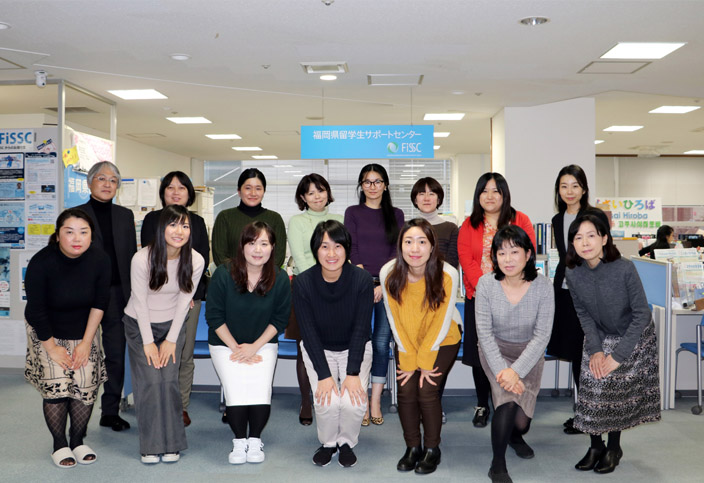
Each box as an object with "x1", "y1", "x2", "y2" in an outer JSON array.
[
  {"x1": 563, "y1": 418, "x2": 583, "y2": 434},
  {"x1": 414, "y1": 447, "x2": 441, "y2": 474},
  {"x1": 99, "y1": 414, "x2": 130, "y2": 432},
  {"x1": 508, "y1": 439, "x2": 535, "y2": 459},
  {"x1": 575, "y1": 447, "x2": 604, "y2": 471},
  {"x1": 488, "y1": 468, "x2": 514, "y2": 483},
  {"x1": 594, "y1": 448, "x2": 623, "y2": 474},
  {"x1": 397, "y1": 446, "x2": 422, "y2": 472},
  {"x1": 472, "y1": 406, "x2": 490, "y2": 428}
]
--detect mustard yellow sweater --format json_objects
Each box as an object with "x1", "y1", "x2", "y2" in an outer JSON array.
[{"x1": 382, "y1": 263, "x2": 462, "y2": 372}]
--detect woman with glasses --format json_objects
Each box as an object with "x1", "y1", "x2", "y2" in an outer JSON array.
[{"x1": 344, "y1": 164, "x2": 404, "y2": 426}]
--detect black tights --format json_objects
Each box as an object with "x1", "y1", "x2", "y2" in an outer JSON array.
[
  {"x1": 571, "y1": 360, "x2": 581, "y2": 391},
  {"x1": 590, "y1": 431, "x2": 621, "y2": 450},
  {"x1": 473, "y1": 366, "x2": 492, "y2": 408},
  {"x1": 43, "y1": 398, "x2": 94, "y2": 452},
  {"x1": 296, "y1": 342, "x2": 312, "y2": 417},
  {"x1": 490, "y1": 402, "x2": 532, "y2": 472},
  {"x1": 225, "y1": 405, "x2": 271, "y2": 439}
]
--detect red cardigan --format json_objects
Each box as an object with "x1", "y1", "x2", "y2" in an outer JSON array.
[{"x1": 457, "y1": 210, "x2": 536, "y2": 299}]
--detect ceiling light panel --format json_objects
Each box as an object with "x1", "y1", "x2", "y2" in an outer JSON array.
[
  {"x1": 600, "y1": 42, "x2": 686, "y2": 60},
  {"x1": 167, "y1": 116, "x2": 211, "y2": 124},
  {"x1": 578, "y1": 61, "x2": 650, "y2": 74},
  {"x1": 232, "y1": 146, "x2": 262, "y2": 151},
  {"x1": 649, "y1": 106, "x2": 701, "y2": 114},
  {"x1": 433, "y1": 132, "x2": 450, "y2": 138},
  {"x1": 684, "y1": 150, "x2": 704, "y2": 155},
  {"x1": 108, "y1": 89, "x2": 167, "y2": 100},
  {"x1": 603, "y1": 125, "x2": 643, "y2": 132},
  {"x1": 252, "y1": 155, "x2": 278, "y2": 159},
  {"x1": 424, "y1": 113, "x2": 465, "y2": 121},
  {"x1": 434, "y1": 145, "x2": 440, "y2": 150},
  {"x1": 300, "y1": 62, "x2": 348, "y2": 74},
  {"x1": 206, "y1": 134, "x2": 242, "y2": 139},
  {"x1": 594, "y1": 140, "x2": 605, "y2": 144},
  {"x1": 367, "y1": 74, "x2": 424, "y2": 86}
]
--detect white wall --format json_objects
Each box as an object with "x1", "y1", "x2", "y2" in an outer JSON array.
[
  {"x1": 115, "y1": 136, "x2": 191, "y2": 179},
  {"x1": 454, "y1": 153, "x2": 491, "y2": 219}
]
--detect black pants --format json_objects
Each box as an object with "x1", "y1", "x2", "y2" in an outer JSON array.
[{"x1": 100, "y1": 285, "x2": 127, "y2": 416}]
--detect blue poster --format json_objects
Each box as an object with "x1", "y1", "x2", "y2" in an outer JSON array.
[
  {"x1": 301, "y1": 125, "x2": 434, "y2": 159},
  {"x1": 64, "y1": 164, "x2": 91, "y2": 208}
]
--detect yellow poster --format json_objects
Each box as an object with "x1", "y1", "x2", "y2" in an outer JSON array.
[{"x1": 62, "y1": 146, "x2": 79, "y2": 167}]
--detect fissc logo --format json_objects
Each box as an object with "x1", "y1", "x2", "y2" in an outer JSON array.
[{"x1": 387, "y1": 142, "x2": 398, "y2": 153}]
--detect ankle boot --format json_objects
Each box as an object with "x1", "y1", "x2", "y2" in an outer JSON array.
[
  {"x1": 415, "y1": 447, "x2": 441, "y2": 474},
  {"x1": 397, "y1": 446, "x2": 422, "y2": 471}
]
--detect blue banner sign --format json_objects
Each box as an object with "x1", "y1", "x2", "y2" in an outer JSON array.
[{"x1": 301, "y1": 125, "x2": 434, "y2": 159}]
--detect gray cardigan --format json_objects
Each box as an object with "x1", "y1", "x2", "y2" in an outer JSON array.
[
  {"x1": 565, "y1": 257, "x2": 651, "y2": 363},
  {"x1": 475, "y1": 273, "x2": 554, "y2": 378}
]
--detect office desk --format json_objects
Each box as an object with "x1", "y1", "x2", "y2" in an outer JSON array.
[{"x1": 669, "y1": 308, "x2": 704, "y2": 408}]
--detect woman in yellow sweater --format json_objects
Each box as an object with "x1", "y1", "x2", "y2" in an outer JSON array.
[{"x1": 380, "y1": 218, "x2": 462, "y2": 475}]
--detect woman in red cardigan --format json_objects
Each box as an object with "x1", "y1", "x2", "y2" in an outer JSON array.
[{"x1": 457, "y1": 173, "x2": 536, "y2": 428}]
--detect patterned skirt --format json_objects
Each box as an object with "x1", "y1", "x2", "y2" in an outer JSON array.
[
  {"x1": 574, "y1": 322, "x2": 661, "y2": 434},
  {"x1": 24, "y1": 322, "x2": 107, "y2": 405}
]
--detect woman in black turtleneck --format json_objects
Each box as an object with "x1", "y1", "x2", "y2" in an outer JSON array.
[{"x1": 211, "y1": 168, "x2": 287, "y2": 267}]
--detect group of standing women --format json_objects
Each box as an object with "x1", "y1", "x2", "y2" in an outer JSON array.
[{"x1": 23, "y1": 160, "x2": 660, "y2": 481}]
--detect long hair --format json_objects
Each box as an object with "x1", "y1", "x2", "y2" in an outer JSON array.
[
  {"x1": 651, "y1": 225, "x2": 674, "y2": 250},
  {"x1": 554, "y1": 164, "x2": 590, "y2": 213},
  {"x1": 566, "y1": 213, "x2": 621, "y2": 268},
  {"x1": 385, "y1": 218, "x2": 445, "y2": 310},
  {"x1": 357, "y1": 163, "x2": 399, "y2": 245},
  {"x1": 490, "y1": 226, "x2": 538, "y2": 282},
  {"x1": 469, "y1": 172, "x2": 516, "y2": 229},
  {"x1": 49, "y1": 208, "x2": 95, "y2": 244},
  {"x1": 148, "y1": 205, "x2": 194, "y2": 293},
  {"x1": 310, "y1": 220, "x2": 351, "y2": 263},
  {"x1": 295, "y1": 173, "x2": 334, "y2": 211},
  {"x1": 159, "y1": 171, "x2": 196, "y2": 207},
  {"x1": 229, "y1": 221, "x2": 277, "y2": 295}
]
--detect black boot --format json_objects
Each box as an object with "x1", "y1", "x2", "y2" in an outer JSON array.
[
  {"x1": 414, "y1": 447, "x2": 441, "y2": 474},
  {"x1": 594, "y1": 448, "x2": 623, "y2": 474},
  {"x1": 575, "y1": 447, "x2": 604, "y2": 471},
  {"x1": 397, "y1": 446, "x2": 422, "y2": 472}
]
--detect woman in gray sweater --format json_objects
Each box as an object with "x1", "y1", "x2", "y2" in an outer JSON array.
[
  {"x1": 475, "y1": 226, "x2": 554, "y2": 483},
  {"x1": 565, "y1": 213, "x2": 660, "y2": 475}
]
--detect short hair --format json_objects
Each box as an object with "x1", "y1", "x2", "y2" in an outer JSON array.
[
  {"x1": 294, "y1": 173, "x2": 334, "y2": 211},
  {"x1": 554, "y1": 164, "x2": 590, "y2": 213},
  {"x1": 410, "y1": 177, "x2": 444, "y2": 210},
  {"x1": 310, "y1": 220, "x2": 351, "y2": 264},
  {"x1": 237, "y1": 168, "x2": 267, "y2": 191},
  {"x1": 87, "y1": 161, "x2": 122, "y2": 188},
  {"x1": 566, "y1": 213, "x2": 621, "y2": 268},
  {"x1": 490, "y1": 225, "x2": 538, "y2": 282},
  {"x1": 469, "y1": 172, "x2": 515, "y2": 229},
  {"x1": 159, "y1": 171, "x2": 196, "y2": 207},
  {"x1": 49, "y1": 208, "x2": 95, "y2": 244}
]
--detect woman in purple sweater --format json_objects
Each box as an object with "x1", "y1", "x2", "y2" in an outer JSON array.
[{"x1": 344, "y1": 164, "x2": 404, "y2": 425}]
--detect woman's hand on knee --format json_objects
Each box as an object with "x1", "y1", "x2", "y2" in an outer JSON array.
[
  {"x1": 158, "y1": 340, "x2": 177, "y2": 366},
  {"x1": 143, "y1": 343, "x2": 161, "y2": 368},
  {"x1": 46, "y1": 342, "x2": 72, "y2": 370},
  {"x1": 341, "y1": 375, "x2": 367, "y2": 406},
  {"x1": 419, "y1": 367, "x2": 441, "y2": 388},
  {"x1": 70, "y1": 341, "x2": 91, "y2": 369},
  {"x1": 589, "y1": 352, "x2": 606, "y2": 379},
  {"x1": 315, "y1": 377, "x2": 338, "y2": 406},
  {"x1": 396, "y1": 368, "x2": 415, "y2": 387},
  {"x1": 601, "y1": 355, "x2": 620, "y2": 377}
]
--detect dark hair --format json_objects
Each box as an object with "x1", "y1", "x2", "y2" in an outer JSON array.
[
  {"x1": 490, "y1": 226, "x2": 538, "y2": 282},
  {"x1": 310, "y1": 220, "x2": 351, "y2": 263},
  {"x1": 651, "y1": 225, "x2": 674, "y2": 250},
  {"x1": 295, "y1": 173, "x2": 334, "y2": 211},
  {"x1": 410, "y1": 177, "x2": 444, "y2": 210},
  {"x1": 237, "y1": 168, "x2": 267, "y2": 191},
  {"x1": 566, "y1": 213, "x2": 621, "y2": 268},
  {"x1": 147, "y1": 205, "x2": 194, "y2": 293},
  {"x1": 230, "y1": 221, "x2": 277, "y2": 295},
  {"x1": 49, "y1": 208, "x2": 95, "y2": 244},
  {"x1": 554, "y1": 164, "x2": 590, "y2": 213},
  {"x1": 469, "y1": 172, "x2": 516, "y2": 229},
  {"x1": 357, "y1": 163, "x2": 399, "y2": 245},
  {"x1": 385, "y1": 218, "x2": 446, "y2": 310},
  {"x1": 159, "y1": 171, "x2": 196, "y2": 207}
]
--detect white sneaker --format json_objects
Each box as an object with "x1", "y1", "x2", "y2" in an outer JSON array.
[
  {"x1": 162, "y1": 452, "x2": 180, "y2": 463},
  {"x1": 246, "y1": 437, "x2": 265, "y2": 463},
  {"x1": 140, "y1": 454, "x2": 160, "y2": 464},
  {"x1": 228, "y1": 438, "x2": 248, "y2": 465}
]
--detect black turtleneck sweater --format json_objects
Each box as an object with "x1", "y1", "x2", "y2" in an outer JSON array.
[
  {"x1": 89, "y1": 196, "x2": 121, "y2": 286},
  {"x1": 25, "y1": 243, "x2": 111, "y2": 341}
]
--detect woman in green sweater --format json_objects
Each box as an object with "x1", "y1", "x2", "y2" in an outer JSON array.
[
  {"x1": 206, "y1": 221, "x2": 291, "y2": 465},
  {"x1": 287, "y1": 173, "x2": 344, "y2": 426},
  {"x1": 211, "y1": 168, "x2": 287, "y2": 267}
]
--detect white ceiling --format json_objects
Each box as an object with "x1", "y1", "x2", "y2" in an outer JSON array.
[{"x1": 1, "y1": 0, "x2": 703, "y2": 161}]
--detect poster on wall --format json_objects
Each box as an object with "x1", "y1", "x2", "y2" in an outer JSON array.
[
  {"x1": 0, "y1": 201, "x2": 25, "y2": 248},
  {"x1": 64, "y1": 130, "x2": 114, "y2": 208},
  {"x1": 0, "y1": 153, "x2": 25, "y2": 200},
  {"x1": 0, "y1": 247, "x2": 10, "y2": 316},
  {"x1": 18, "y1": 251, "x2": 34, "y2": 301},
  {"x1": 595, "y1": 197, "x2": 663, "y2": 237}
]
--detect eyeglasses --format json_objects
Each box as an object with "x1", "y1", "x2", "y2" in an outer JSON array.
[
  {"x1": 96, "y1": 176, "x2": 119, "y2": 185},
  {"x1": 361, "y1": 179, "x2": 384, "y2": 188}
]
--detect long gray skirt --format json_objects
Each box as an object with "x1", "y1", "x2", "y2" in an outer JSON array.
[
  {"x1": 479, "y1": 338, "x2": 544, "y2": 418},
  {"x1": 574, "y1": 322, "x2": 661, "y2": 434},
  {"x1": 124, "y1": 314, "x2": 187, "y2": 455}
]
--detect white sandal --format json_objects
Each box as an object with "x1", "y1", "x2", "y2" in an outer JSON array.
[
  {"x1": 51, "y1": 447, "x2": 76, "y2": 468},
  {"x1": 72, "y1": 445, "x2": 97, "y2": 465}
]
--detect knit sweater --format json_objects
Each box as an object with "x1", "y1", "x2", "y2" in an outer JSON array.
[
  {"x1": 211, "y1": 206, "x2": 287, "y2": 267},
  {"x1": 124, "y1": 247, "x2": 205, "y2": 344},
  {"x1": 205, "y1": 264, "x2": 291, "y2": 346},
  {"x1": 565, "y1": 257, "x2": 651, "y2": 363},
  {"x1": 344, "y1": 204, "x2": 404, "y2": 277},
  {"x1": 288, "y1": 208, "x2": 344, "y2": 275},
  {"x1": 417, "y1": 211, "x2": 459, "y2": 269},
  {"x1": 474, "y1": 273, "x2": 554, "y2": 378},
  {"x1": 24, "y1": 244, "x2": 111, "y2": 341},
  {"x1": 380, "y1": 261, "x2": 462, "y2": 372},
  {"x1": 293, "y1": 263, "x2": 373, "y2": 380}
]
